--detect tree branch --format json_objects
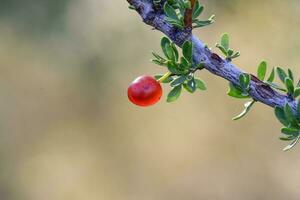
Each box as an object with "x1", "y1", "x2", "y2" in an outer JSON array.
[{"x1": 127, "y1": 0, "x2": 297, "y2": 112}]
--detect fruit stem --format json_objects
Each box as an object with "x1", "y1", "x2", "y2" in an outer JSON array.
[{"x1": 158, "y1": 72, "x2": 172, "y2": 83}]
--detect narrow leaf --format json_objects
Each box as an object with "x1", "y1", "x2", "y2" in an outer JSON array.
[
  {"x1": 221, "y1": 33, "x2": 229, "y2": 51},
  {"x1": 195, "y1": 79, "x2": 207, "y2": 90},
  {"x1": 167, "y1": 85, "x2": 182, "y2": 102},
  {"x1": 182, "y1": 40, "x2": 193, "y2": 63},
  {"x1": 285, "y1": 77, "x2": 295, "y2": 95},
  {"x1": 277, "y1": 67, "x2": 287, "y2": 83},
  {"x1": 267, "y1": 67, "x2": 275, "y2": 83},
  {"x1": 171, "y1": 75, "x2": 186, "y2": 87},
  {"x1": 274, "y1": 106, "x2": 289, "y2": 126},
  {"x1": 257, "y1": 61, "x2": 267, "y2": 81}
]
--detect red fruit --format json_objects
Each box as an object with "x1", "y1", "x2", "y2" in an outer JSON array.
[{"x1": 128, "y1": 75, "x2": 162, "y2": 106}]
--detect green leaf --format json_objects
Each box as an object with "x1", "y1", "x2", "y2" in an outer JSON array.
[
  {"x1": 280, "y1": 135, "x2": 296, "y2": 141},
  {"x1": 183, "y1": 78, "x2": 196, "y2": 93},
  {"x1": 227, "y1": 83, "x2": 250, "y2": 99},
  {"x1": 257, "y1": 61, "x2": 267, "y2": 81},
  {"x1": 195, "y1": 78, "x2": 207, "y2": 90},
  {"x1": 171, "y1": 43, "x2": 179, "y2": 61},
  {"x1": 230, "y1": 52, "x2": 240, "y2": 59},
  {"x1": 283, "y1": 136, "x2": 300, "y2": 151},
  {"x1": 154, "y1": 75, "x2": 174, "y2": 83},
  {"x1": 274, "y1": 106, "x2": 289, "y2": 126},
  {"x1": 297, "y1": 80, "x2": 300, "y2": 87},
  {"x1": 161, "y1": 37, "x2": 171, "y2": 58},
  {"x1": 182, "y1": 40, "x2": 193, "y2": 63},
  {"x1": 276, "y1": 67, "x2": 287, "y2": 83},
  {"x1": 293, "y1": 88, "x2": 300, "y2": 98},
  {"x1": 267, "y1": 67, "x2": 275, "y2": 83},
  {"x1": 192, "y1": 1, "x2": 203, "y2": 19},
  {"x1": 165, "y1": 18, "x2": 184, "y2": 29},
  {"x1": 239, "y1": 73, "x2": 250, "y2": 91},
  {"x1": 227, "y1": 49, "x2": 233, "y2": 56},
  {"x1": 180, "y1": 57, "x2": 190, "y2": 70},
  {"x1": 164, "y1": 2, "x2": 179, "y2": 20},
  {"x1": 192, "y1": 15, "x2": 215, "y2": 28},
  {"x1": 167, "y1": 61, "x2": 180, "y2": 74},
  {"x1": 167, "y1": 85, "x2": 182, "y2": 102},
  {"x1": 288, "y1": 69, "x2": 294, "y2": 82},
  {"x1": 281, "y1": 127, "x2": 299, "y2": 136},
  {"x1": 216, "y1": 44, "x2": 228, "y2": 56},
  {"x1": 232, "y1": 100, "x2": 256, "y2": 121},
  {"x1": 284, "y1": 103, "x2": 296, "y2": 124},
  {"x1": 171, "y1": 75, "x2": 186, "y2": 87},
  {"x1": 285, "y1": 77, "x2": 294, "y2": 95},
  {"x1": 221, "y1": 33, "x2": 229, "y2": 51}
]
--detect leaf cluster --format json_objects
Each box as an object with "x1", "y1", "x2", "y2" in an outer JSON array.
[
  {"x1": 163, "y1": 0, "x2": 214, "y2": 29},
  {"x1": 275, "y1": 102, "x2": 300, "y2": 151},
  {"x1": 152, "y1": 37, "x2": 206, "y2": 102},
  {"x1": 216, "y1": 33, "x2": 240, "y2": 61}
]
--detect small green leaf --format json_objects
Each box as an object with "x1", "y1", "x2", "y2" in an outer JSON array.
[
  {"x1": 167, "y1": 85, "x2": 182, "y2": 102},
  {"x1": 285, "y1": 77, "x2": 294, "y2": 95},
  {"x1": 180, "y1": 57, "x2": 190, "y2": 70},
  {"x1": 230, "y1": 52, "x2": 240, "y2": 59},
  {"x1": 195, "y1": 79, "x2": 207, "y2": 90},
  {"x1": 257, "y1": 61, "x2": 267, "y2": 81},
  {"x1": 281, "y1": 127, "x2": 299, "y2": 136},
  {"x1": 239, "y1": 73, "x2": 250, "y2": 91},
  {"x1": 216, "y1": 44, "x2": 228, "y2": 56},
  {"x1": 276, "y1": 67, "x2": 287, "y2": 83},
  {"x1": 192, "y1": 1, "x2": 203, "y2": 19},
  {"x1": 232, "y1": 100, "x2": 256, "y2": 121},
  {"x1": 274, "y1": 106, "x2": 289, "y2": 126},
  {"x1": 164, "y1": 2, "x2": 179, "y2": 20},
  {"x1": 182, "y1": 40, "x2": 193, "y2": 63},
  {"x1": 288, "y1": 69, "x2": 294, "y2": 82},
  {"x1": 171, "y1": 75, "x2": 186, "y2": 87},
  {"x1": 284, "y1": 103, "x2": 296, "y2": 124},
  {"x1": 192, "y1": 16, "x2": 215, "y2": 28},
  {"x1": 267, "y1": 67, "x2": 275, "y2": 83},
  {"x1": 227, "y1": 83, "x2": 250, "y2": 99},
  {"x1": 154, "y1": 75, "x2": 174, "y2": 83},
  {"x1": 167, "y1": 61, "x2": 180, "y2": 74},
  {"x1": 221, "y1": 33, "x2": 229, "y2": 51},
  {"x1": 183, "y1": 78, "x2": 196, "y2": 93},
  {"x1": 227, "y1": 49, "x2": 233, "y2": 56},
  {"x1": 280, "y1": 135, "x2": 296, "y2": 141},
  {"x1": 293, "y1": 88, "x2": 300, "y2": 98},
  {"x1": 171, "y1": 43, "x2": 179, "y2": 61}
]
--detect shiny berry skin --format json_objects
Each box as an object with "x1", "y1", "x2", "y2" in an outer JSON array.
[{"x1": 128, "y1": 75, "x2": 162, "y2": 107}]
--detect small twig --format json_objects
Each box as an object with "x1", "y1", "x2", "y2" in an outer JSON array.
[{"x1": 184, "y1": 0, "x2": 196, "y2": 29}]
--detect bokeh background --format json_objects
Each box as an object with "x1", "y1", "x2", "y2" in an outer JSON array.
[{"x1": 0, "y1": 0, "x2": 300, "y2": 199}]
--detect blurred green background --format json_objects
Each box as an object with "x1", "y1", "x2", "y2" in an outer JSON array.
[{"x1": 0, "y1": 0, "x2": 300, "y2": 199}]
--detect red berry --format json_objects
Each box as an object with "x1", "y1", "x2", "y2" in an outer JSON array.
[{"x1": 128, "y1": 75, "x2": 162, "y2": 107}]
